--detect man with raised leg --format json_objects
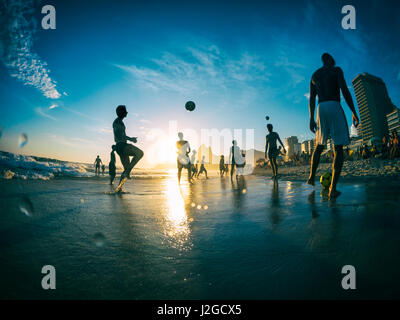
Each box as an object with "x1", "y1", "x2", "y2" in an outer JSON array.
[
  {"x1": 113, "y1": 105, "x2": 144, "y2": 191},
  {"x1": 307, "y1": 53, "x2": 359, "y2": 198}
]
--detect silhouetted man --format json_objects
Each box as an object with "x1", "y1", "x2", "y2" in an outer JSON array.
[
  {"x1": 109, "y1": 145, "x2": 116, "y2": 185},
  {"x1": 197, "y1": 155, "x2": 208, "y2": 179},
  {"x1": 307, "y1": 53, "x2": 359, "y2": 198},
  {"x1": 229, "y1": 140, "x2": 239, "y2": 180},
  {"x1": 190, "y1": 149, "x2": 198, "y2": 179},
  {"x1": 176, "y1": 132, "x2": 192, "y2": 184},
  {"x1": 113, "y1": 105, "x2": 144, "y2": 184},
  {"x1": 94, "y1": 155, "x2": 102, "y2": 176},
  {"x1": 265, "y1": 124, "x2": 286, "y2": 179}
]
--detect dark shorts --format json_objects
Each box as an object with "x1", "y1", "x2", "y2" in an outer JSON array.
[
  {"x1": 268, "y1": 148, "x2": 278, "y2": 159},
  {"x1": 115, "y1": 142, "x2": 127, "y2": 157}
]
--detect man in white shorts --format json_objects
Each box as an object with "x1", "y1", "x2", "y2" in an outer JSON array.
[{"x1": 307, "y1": 53, "x2": 360, "y2": 198}]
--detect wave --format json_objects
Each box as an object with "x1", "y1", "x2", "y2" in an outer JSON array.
[{"x1": 0, "y1": 151, "x2": 173, "y2": 181}]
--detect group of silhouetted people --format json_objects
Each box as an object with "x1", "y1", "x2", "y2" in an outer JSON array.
[{"x1": 101, "y1": 53, "x2": 366, "y2": 198}]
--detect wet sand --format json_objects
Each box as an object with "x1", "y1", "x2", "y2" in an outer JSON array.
[{"x1": 1, "y1": 174, "x2": 400, "y2": 299}]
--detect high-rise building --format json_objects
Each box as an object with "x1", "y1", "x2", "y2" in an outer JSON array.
[
  {"x1": 285, "y1": 136, "x2": 298, "y2": 158},
  {"x1": 352, "y1": 73, "x2": 396, "y2": 144},
  {"x1": 301, "y1": 141, "x2": 309, "y2": 154},
  {"x1": 386, "y1": 108, "x2": 400, "y2": 135},
  {"x1": 307, "y1": 139, "x2": 315, "y2": 154},
  {"x1": 300, "y1": 139, "x2": 315, "y2": 154}
]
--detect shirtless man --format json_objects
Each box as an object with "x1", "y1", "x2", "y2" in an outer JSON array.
[
  {"x1": 94, "y1": 155, "x2": 103, "y2": 176},
  {"x1": 113, "y1": 105, "x2": 144, "y2": 184},
  {"x1": 176, "y1": 132, "x2": 192, "y2": 184},
  {"x1": 307, "y1": 53, "x2": 359, "y2": 198},
  {"x1": 265, "y1": 124, "x2": 286, "y2": 179}
]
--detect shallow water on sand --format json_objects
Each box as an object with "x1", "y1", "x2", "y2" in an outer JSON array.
[{"x1": 0, "y1": 176, "x2": 400, "y2": 299}]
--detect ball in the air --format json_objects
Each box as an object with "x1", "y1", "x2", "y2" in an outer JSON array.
[
  {"x1": 320, "y1": 172, "x2": 332, "y2": 189},
  {"x1": 265, "y1": 116, "x2": 270, "y2": 120},
  {"x1": 185, "y1": 101, "x2": 196, "y2": 111}
]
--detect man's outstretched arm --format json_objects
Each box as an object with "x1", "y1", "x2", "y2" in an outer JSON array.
[
  {"x1": 338, "y1": 68, "x2": 359, "y2": 127},
  {"x1": 309, "y1": 80, "x2": 317, "y2": 133},
  {"x1": 277, "y1": 135, "x2": 286, "y2": 153}
]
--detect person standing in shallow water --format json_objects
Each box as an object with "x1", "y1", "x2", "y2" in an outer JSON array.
[
  {"x1": 113, "y1": 105, "x2": 144, "y2": 184},
  {"x1": 307, "y1": 53, "x2": 360, "y2": 198},
  {"x1": 265, "y1": 124, "x2": 286, "y2": 179},
  {"x1": 197, "y1": 156, "x2": 208, "y2": 179},
  {"x1": 94, "y1": 155, "x2": 103, "y2": 176},
  {"x1": 176, "y1": 132, "x2": 192, "y2": 184},
  {"x1": 109, "y1": 145, "x2": 116, "y2": 185},
  {"x1": 229, "y1": 140, "x2": 240, "y2": 180}
]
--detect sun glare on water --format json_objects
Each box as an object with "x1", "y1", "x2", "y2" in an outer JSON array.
[{"x1": 162, "y1": 178, "x2": 191, "y2": 249}]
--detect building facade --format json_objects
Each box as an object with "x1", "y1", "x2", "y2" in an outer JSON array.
[
  {"x1": 285, "y1": 136, "x2": 298, "y2": 158},
  {"x1": 386, "y1": 108, "x2": 400, "y2": 135},
  {"x1": 352, "y1": 73, "x2": 396, "y2": 144}
]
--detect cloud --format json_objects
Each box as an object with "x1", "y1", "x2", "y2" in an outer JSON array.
[
  {"x1": 35, "y1": 107, "x2": 57, "y2": 121},
  {"x1": 114, "y1": 45, "x2": 271, "y2": 96},
  {"x1": 48, "y1": 134, "x2": 98, "y2": 149},
  {"x1": 49, "y1": 104, "x2": 58, "y2": 109},
  {"x1": 140, "y1": 119, "x2": 152, "y2": 124},
  {"x1": 304, "y1": 93, "x2": 310, "y2": 99},
  {"x1": 0, "y1": 0, "x2": 61, "y2": 99}
]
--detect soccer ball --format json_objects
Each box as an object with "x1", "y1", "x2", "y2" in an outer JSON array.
[
  {"x1": 320, "y1": 172, "x2": 332, "y2": 189},
  {"x1": 185, "y1": 101, "x2": 196, "y2": 111}
]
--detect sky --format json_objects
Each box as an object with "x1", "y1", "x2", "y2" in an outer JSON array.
[{"x1": 0, "y1": 0, "x2": 399, "y2": 167}]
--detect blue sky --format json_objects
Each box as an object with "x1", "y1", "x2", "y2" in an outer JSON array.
[{"x1": 0, "y1": 0, "x2": 399, "y2": 167}]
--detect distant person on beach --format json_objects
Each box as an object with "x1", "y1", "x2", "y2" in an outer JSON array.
[
  {"x1": 197, "y1": 156, "x2": 208, "y2": 179},
  {"x1": 94, "y1": 155, "x2": 103, "y2": 176},
  {"x1": 101, "y1": 164, "x2": 105, "y2": 175},
  {"x1": 113, "y1": 105, "x2": 144, "y2": 184},
  {"x1": 390, "y1": 131, "x2": 399, "y2": 159},
  {"x1": 362, "y1": 144, "x2": 370, "y2": 159},
  {"x1": 307, "y1": 53, "x2": 360, "y2": 198},
  {"x1": 109, "y1": 145, "x2": 116, "y2": 184},
  {"x1": 236, "y1": 151, "x2": 246, "y2": 176},
  {"x1": 229, "y1": 140, "x2": 241, "y2": 180},
  {"x1": 219, "y1": 155, "x2": 226, "y2": 177},
  {"x1": 190, "y1": 149, "x2": 198, "y2": 179},
  {"x1": 177, "y1": 132, "x2": 192, "y2": 184},
  {"x1": 265, "y1": 124, "x2": 286, "y2": 179}
]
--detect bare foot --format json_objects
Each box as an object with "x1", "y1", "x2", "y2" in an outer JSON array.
[
  {"x1": 307, "y1": 177, "x2": 315, "y2": 186},
  {"x1": 329, "y1": 189, "x2": 342, "y2": 199}
]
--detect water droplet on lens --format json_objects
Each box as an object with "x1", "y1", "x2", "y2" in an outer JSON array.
[
  {"x1": 19, "y1": 196, "x2": 34, "y2": 217},
  {"x1": 18, "y1": 133, "x2": 28, "y2": 148},
  {"x1": 203, "y1": 205, "x2": 208, "y2": 210},
  {"x1": 92, "y1": 232, "x2": 106, "y2": 247},
  {"x1": 191, "y1": 202, "x2": 196, "y2": 207},
  {"x1": 197, "y1": 205, "x2": 202, "y2": 209}
]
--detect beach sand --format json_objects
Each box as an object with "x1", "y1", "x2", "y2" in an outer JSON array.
[
  {"x1": 1, "y1": 173, "x2": 400, "y2": 299},
  {"x1": 254, "y1": 158, "x2": 400, "y2": 182}
]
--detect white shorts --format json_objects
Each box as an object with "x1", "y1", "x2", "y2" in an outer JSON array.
[{"x1": 316, "y1": 101, "x2": 350, "y2": 146}]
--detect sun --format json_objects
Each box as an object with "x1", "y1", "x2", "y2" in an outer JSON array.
[{"x1": 145, "y1": 136, "x2": 177, "y2": 166}]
